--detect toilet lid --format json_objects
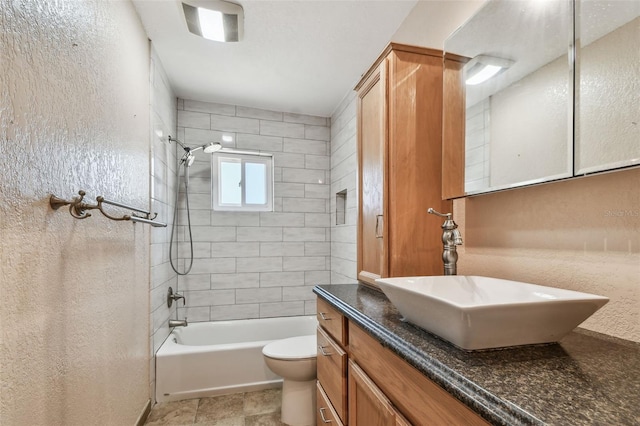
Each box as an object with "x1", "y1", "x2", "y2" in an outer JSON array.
[{"x1": 262, "y1": 335, "x2": 317, "y2": 359}]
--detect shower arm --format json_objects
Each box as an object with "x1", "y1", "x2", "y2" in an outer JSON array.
[
  {"x1": 168, "y1": 135, "x2": 222, "y2": 158},
  {"x1": 168, "y1": 135, "x2": 188, "y2": 150}
]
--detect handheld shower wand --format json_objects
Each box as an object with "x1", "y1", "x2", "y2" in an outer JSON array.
[
  {"x1": 169, "y1": 136, "x2": 222, "y2": 168},
  {"x1": 168, "y1": 136, "x2": 223, "y2": 276}
]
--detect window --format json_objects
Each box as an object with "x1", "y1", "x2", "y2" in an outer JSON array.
[{"x1": 212, "y1": 151, "x2": 273, "y2": 211}]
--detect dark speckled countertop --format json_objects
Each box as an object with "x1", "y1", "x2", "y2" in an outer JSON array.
[{"x1": 313, "y1": 284, "x2": 640, "y2": 426}]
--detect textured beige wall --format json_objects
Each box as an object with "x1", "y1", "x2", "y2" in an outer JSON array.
[
  {"x1": 1, "y1": 1, "x2": 151, "y2": 425},
  {"x1": 454, "y1": 168, "x2": 640, "y2": 342}
]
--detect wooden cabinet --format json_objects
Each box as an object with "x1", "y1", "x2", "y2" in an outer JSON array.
[
  {"x1": 348, "y1": 360, "x2": 409, "y2": 426},
  {"x1": 317, "y1": 326, "x2": 348, "y2": 423},
  {"x1": 316, "y1": 298, "x2": 349, "y2": 424},
  {"x1": 349, "y1": 323, "x2": 488, "y2": 426},
  {"x1": 316, "y1": 297, "x2": 489, "y2": 426},
  {"x1": 355, "y1": 43, "x2": 452, "y2": 288},
  {"x1": 317, "y1": 297, "x2": 347, "y2": 347},
  {"x1": 442, "y1": 54, "x2": 468, "y2": 200},
  {"x1": 317, "y1": 381, "x2": 345, "y2": 426}
]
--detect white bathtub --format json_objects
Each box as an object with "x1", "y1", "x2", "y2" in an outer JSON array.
[{"x1": 155, "y1": 315, "x2": 318, "y2": 402}]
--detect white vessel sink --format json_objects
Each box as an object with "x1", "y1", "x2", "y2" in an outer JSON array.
[{"x1": 375, "y1": 276, "x2": 609, "y2": 351}]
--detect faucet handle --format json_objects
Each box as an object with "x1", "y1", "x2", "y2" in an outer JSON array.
[
  {"x1": 452, "y1": 229, "x2": 463, "y2": 245},
  {"x1": 427, "y1": 208, "x2": 452, "y2": 219}
]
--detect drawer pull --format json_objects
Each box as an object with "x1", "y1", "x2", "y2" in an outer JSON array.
[
  {"x1": 319, "y1": 312, "x2": 332, "y2": 321},
  {"x1": 318, "y1": 345, "x2": 332, "y2": 356},
  {"x1": 319, "y1": 407, "x2": 332, "y2": 423}
]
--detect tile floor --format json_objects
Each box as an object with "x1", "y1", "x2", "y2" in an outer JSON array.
[{"x1": 144, "y1": 388, "x2": 286, "y2": 426}]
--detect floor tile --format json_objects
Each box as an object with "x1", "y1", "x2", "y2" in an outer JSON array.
[
  {"x1": 145, "y1": 399, "x2": 199, "y2": 425},
  {"x1": 194, "y1": 417, "x2": 244, "y2": 426},
  {"x1": 245, "y1": 412, "x2": 286, "y2": 426},
  {"x1": 195, "y1": 393, "x2": 244, "y2": 423},
  {"x1": 243, "y1": 388, "x2": 282, "y2": 416}
]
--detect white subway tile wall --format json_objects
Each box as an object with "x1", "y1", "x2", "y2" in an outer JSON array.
[
  {"x1": 465, "y1": 98, "x2": 491, "y2": 193},
  {"x1": 175, "y1": 100, "x2": 331, "y2": 320},
  {"x1": 330, "y1": 92, "x2": 358, "y2": 284},
  {"x1": 149, "y1": 46, "x2": 178, "y2": 403}
]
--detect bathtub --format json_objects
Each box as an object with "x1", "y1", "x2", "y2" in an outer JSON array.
[{"x1": 155, "y1": 315, "x2": 318, "y2": 402}]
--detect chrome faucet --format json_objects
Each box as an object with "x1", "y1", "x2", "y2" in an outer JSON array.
[
  {"x1": 167, "y1": 287, "x2": 188, "y2": 327},
  {"x1": 168, "y1": 318, "x2": 188, "y2": 328},
  {"x1": 427, "y1": 208, "x2": 463, "y2": 276}
]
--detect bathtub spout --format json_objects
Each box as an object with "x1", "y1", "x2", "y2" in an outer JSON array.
[{"x1": 169, "y1": 318, "x2": 188, "y2": 328}]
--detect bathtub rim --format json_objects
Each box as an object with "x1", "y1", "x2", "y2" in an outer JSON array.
[{"x1": 156, "y1": 315, "x2": 318, "y2": 356}]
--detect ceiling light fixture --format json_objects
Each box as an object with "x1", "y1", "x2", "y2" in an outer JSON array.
[
  {"x1": 465, "y1": 55, "x2": 514, "y2": 85},
  {"x1": 182, "y1": 0, "x2": 244, "y2": 42}
]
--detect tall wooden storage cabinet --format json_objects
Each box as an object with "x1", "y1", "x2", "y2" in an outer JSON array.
[{"x1": 356, "y1": 43, "x2": 452, "y2": 288}]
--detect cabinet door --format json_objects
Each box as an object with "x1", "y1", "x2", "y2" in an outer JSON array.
[
  {"x1": 357, "y1": 59, "x2": 388, "y2": 287},
  {"x1": 349, "y1": 324, "x2": 488, "y2": 426},
  {"x1": 386, "y1": 49, "x2": 450, "y2": 277},
  {"x1": 349, "y1": 360, "x2": 407, "y2": 426}
]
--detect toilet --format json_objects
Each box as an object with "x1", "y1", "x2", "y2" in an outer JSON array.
[{"x1": 262, "y1": 335, "x2": 317, "y2": 426}]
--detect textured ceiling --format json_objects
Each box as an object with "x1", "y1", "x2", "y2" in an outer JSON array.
[{"x1": 133, "y1": 0, "x2": 418, "y2": 116}]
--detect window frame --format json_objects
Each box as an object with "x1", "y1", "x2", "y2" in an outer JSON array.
[{"x1": 211, "y1": 150, "x2": 274, "y2": 212}]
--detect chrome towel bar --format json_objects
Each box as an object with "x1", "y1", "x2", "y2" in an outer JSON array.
[{"x1": 49, "y1": 190, "x2": 167, "y2": 228}]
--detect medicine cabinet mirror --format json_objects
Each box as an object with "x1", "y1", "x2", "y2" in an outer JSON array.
[
  {"x1": 575, "y1": 0, "x2": 639, "y2": 175},
  {"x1": 444, "y1": 0, "x2": 639, "y2": 196}
]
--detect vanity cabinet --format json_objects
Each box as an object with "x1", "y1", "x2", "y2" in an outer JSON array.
[
  {"x1": 316, "y1": 297, "x2": 488, "y2": 426},
  {"x1": 317, "y1": 382, "x2": 345, "y2": 426},
  {"x1": 349, "y1": 323, "x2": 488, "y2": 426},
  {"x1": 355, "y1": 43, "x2": 452, "y2": 288},
  {"x1": 348, "y1": 360, "x2": 411, "y2": 426},
  {"x1": 316, "y1": 299, "x2": 348, "y2": 424}
]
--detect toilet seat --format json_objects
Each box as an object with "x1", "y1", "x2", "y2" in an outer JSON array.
[{"x1": 262, "y1": 335, "x2": 317, "y2": 359}]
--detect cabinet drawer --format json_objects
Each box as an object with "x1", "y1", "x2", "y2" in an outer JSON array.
[
  {"x1": 349, "y1": 324, "x2": 488, "y2": 426},
  {"x1": 317, "y1": 326, "x2": 348, "y2": 424},
  {"x1": 317, "y1": 381, "x2": 345, "y2": 426},
  {"x1": 317, "y1": 297, "x2": 347, "y2": 346}
]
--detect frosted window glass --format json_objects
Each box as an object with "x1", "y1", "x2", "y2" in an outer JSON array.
[
  {"x1": 220, "y1": 161, "x2": 241, "y2": 205},
  {"x1": 245, "y1": 162, "x2": 266, "y2": 205}
]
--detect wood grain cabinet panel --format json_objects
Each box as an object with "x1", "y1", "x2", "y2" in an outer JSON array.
[
  {"x1": 442, "y1": 55, "x2": 467, "y2": 200},
  {"x1": 317, "y1": 297, "x2": 347, "y2": 346},
  {"x1": 356, "y1": 43, "x2": 452, "y2": 289},
  {"x1": 317, "y1": 326, "x2": 348, "y2": 424},
  {"x1": 317, "y1": 382, "x2": 345, "y2": 426},
  {"x1": 348, "y1": 359, "x2": 409, "y2": 426},
  {"x1": 349, "y1": 323, "x2": 488, "y2": 426}
]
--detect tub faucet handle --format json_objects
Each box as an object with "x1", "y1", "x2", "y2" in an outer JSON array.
[{"x1": 167, "y1": 286, "x2": 187, "y2": 308}]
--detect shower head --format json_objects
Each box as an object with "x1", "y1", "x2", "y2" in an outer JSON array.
[
  {"x1": 203, "y1": 142, "x2": 222, "y2": 153},
  {"x1": 169, "y1": 136, "x2": 223, "y2": 167},
  {"x1": 182, "y1": 152, "x2": 196, "y2": 167}
]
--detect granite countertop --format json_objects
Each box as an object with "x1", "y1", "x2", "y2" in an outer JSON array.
[{"x1": 313, "y1": 284, "x2": 640, "y2": 426}]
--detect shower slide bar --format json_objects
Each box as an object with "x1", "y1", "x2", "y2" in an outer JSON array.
[{"x1": 49, "y1": 190, "x2": 167, "y2": 227}]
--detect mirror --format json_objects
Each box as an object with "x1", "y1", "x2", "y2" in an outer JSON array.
[
  {"x1": 445, "y1": 0, "x2": 573, "y2": 195},
  {"x1": 575, "y1": 1, "x2": 640, "y2": 174},
  {"x1": 444, "y1": 0, "x2": 639, "y2": 196}
]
